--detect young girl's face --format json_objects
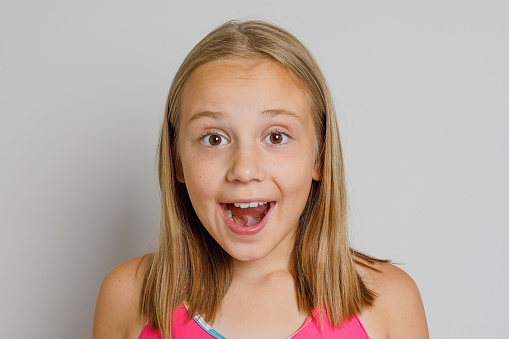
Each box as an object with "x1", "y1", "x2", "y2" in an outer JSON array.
[{"x1": 177, "y1": 59, "x2": 320, "y2": 263}]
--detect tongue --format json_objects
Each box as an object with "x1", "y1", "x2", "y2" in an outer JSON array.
[{"x1": 228, "y1": 204, "x2": 269, "y2": 226}]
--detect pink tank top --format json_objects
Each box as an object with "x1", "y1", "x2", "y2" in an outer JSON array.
[{"x1": 139, "y1": 305, "x2": 370, "y2": 339}]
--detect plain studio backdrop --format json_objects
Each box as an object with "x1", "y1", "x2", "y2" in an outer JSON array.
[{"x1": 1, "y1": 1, "x2": 507, "y2": 338}]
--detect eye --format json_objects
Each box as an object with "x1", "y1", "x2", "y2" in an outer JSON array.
[
  {"x1": 264, "y1": 131, "x2": 289, "y2": 145},
  {"x1": 201, "y1": 134, "x2": 228, "y2": 146}
]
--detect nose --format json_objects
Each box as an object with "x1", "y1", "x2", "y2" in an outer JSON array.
[{"x1": 226, "y1": 143, "x2": 266, "y2": 183}]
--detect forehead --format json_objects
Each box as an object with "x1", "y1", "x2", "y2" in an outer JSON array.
[
  {"x1": 186, "y1": 58, "x2": 300, "y2": 90},
  {"x1": 180, "y1": 59, "x2": 312, "y2": 120}
]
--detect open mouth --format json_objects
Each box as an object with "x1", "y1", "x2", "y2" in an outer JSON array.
[
  {"x1": 220, "y1": 200, "x2": 275, "y2": 235},
  {"x1": 224, "y1": 201, "x2": 271, "y2": 227}
]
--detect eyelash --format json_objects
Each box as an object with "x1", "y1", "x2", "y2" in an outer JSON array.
[
  {"x1": 264, "y1": 129, "x2": 291, "y2": 146},
  {"x1": 199, "y1": 129, "x2": 292, "y2": 147},
  {"x1": 200, "y1": 130, "x2": 228, "y2": 147}
]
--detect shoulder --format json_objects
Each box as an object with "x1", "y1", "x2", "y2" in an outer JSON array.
[
  {"x1": 93, "y1": 255, "x2": 151, "y2": 339},
  {"x1": 356, "y1": 261, "x2": 429, "y2": 339}
]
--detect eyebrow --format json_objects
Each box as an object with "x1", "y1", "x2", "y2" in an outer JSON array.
[
  {"x1": 188, "y1": 110, "x2": 227, "y2": 122},
  {"x1": 261, "y1": 109, "x2": 302, "y2": 123},
  {"x1": 188, "y1": 109, "x2": 302, "y2": 123}
]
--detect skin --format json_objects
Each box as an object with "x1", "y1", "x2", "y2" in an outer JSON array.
[
  {"x1": 176, "y1": 59, "x2": 320, "y2": 338},
  {"x1": 176, "y1": 59, "x2": 320, "y2": 266},
  {"x1": 93, "y1": 59, "x2": 429, "y2": 339}
]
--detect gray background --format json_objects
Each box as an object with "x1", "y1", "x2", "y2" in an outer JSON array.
[{"x1": 1, "y1": 1, "x2": 507, "y2": 338}]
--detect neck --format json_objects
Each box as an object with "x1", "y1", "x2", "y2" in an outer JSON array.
[{"x1": 232, "y1": 240, "x2": 294, "y2": 282}]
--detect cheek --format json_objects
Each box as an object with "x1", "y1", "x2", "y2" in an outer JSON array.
[
  {"x1": 284, "y1": 171, "x2": 313, "y2": 200},
  {"x1": 183, "y1": 159, "x2": 220, "y2": 205},
  {"x1": 273, "y1": 151, "x2": 315, "y2": 198}
]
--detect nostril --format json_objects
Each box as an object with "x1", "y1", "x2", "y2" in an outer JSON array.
[{"x1": 226, "y1": 150, "x2": 265, "y2": 183}]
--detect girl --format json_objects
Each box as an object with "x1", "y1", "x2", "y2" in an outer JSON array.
[{"x1": 93, "y1": 20, "x2": 428, "y2": 339}]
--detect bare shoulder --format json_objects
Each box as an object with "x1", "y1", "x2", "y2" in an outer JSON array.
[
  {"x1": 93, "y1": 255, "x2": 151, "y2": 339},
  {"x1": 356, "y1": 261, "x2": 429, "y2": 339}
]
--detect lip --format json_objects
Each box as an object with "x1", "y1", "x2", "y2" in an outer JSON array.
[{"x1": 220, "y1": 201, "x2": 275, "y2": 236}]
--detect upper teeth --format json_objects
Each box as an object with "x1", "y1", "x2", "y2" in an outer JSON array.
[{"x1": 233, "y1": 201, "x2": 267, "y2": 208}]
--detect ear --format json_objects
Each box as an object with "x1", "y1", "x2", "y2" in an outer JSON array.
[
  {"x1": 172, "y1": 143, "x2": 185, "y2": 183},
  {"x1": 312, "y1": 160, "x2": 321, "y2": 181},
  {"x1": 175, "y1": 162, "x2": 185, "y2": 183}
]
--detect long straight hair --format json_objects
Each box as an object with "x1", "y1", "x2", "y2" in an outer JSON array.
[{"x1": 141, "y1": 20, "x2": 380, "y2": 339}]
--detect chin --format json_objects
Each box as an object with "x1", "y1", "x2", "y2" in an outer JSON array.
[{"x1": 224, "y1": 244, "x2": 273, "y2": 262}]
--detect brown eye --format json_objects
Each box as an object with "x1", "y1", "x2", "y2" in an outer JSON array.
[
  {"x1": 202, "y1": 134, "x2": 227, "y2": 146},
  {"x1": 209, "y1": 135, "x2": 221, "y2": 145},
  {"x1": 270, "y1": 133, "x2": 282, "y2": 144},
  {"x1": 265, "y1": 132, "x2": 288, "y2": 145}
]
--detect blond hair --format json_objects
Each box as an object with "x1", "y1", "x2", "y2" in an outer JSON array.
[{"x1": 142, "y1": 20, "x2": 379, "y2": 339}]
